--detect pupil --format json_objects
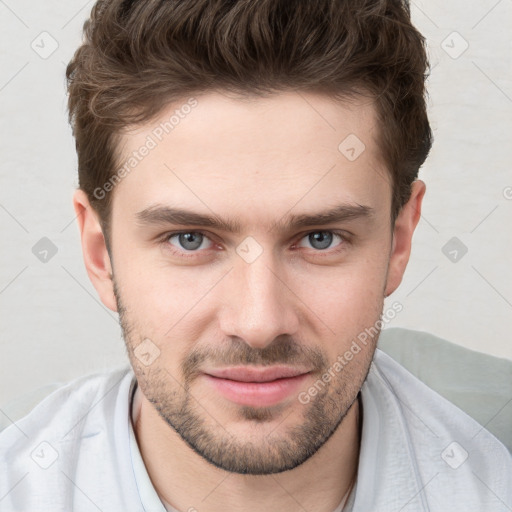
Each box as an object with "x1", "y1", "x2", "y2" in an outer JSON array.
[
  {"x1": 311, "y1": 231, "x2": 331, "y2": 250},
  {"x1": 181, "y1": 232, "x2": 201, "y2": 249}
]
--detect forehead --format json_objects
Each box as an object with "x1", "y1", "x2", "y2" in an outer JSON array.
[{"x1": 112, "y1": 91, "x2": 391, "y2": 228}]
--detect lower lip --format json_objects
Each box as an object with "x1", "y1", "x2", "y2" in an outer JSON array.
[{"x1": 202, "y1": 373, "x2": 310, "y2": 407}]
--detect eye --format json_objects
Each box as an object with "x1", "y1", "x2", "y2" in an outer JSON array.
[
  {"x1": 160, "y1": 229, "x2": 349, "y2": 259},
  {"x1": 166, "y1": 232, "x2": 213, "y2": 252},
  {"x1": 296, "y1": 231, "x2": 346, "y2": 252}
]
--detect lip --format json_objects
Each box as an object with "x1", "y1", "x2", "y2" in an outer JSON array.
[
  {"x1": 205, "y1": 365, "x2": 311, "y2": 382},
  {"x1": 202, "y1": 366, "x2": 312, "y2": 407}
]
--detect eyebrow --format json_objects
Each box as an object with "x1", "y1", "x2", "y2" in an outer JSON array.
[{"x1": 135, "y1": 203, "x2": 374, "y2": 234}]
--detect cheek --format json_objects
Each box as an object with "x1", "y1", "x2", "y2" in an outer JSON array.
[
  {"x1": 115, "y1": 258, "x2": 216, "y2": 353},
  {"x1": 298, "y1": 253, "x2": 387, "y2": 312}
]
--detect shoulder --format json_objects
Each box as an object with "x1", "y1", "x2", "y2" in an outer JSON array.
[
  {"x1": 365, "y1": 349, "x2": 512, "y2": 509},
  {"x1": 0, "y1": 366, "x2": 139, "y2": 510},
  {"x1": 0, "y1": 365, "x2": 133, "y2": 446}
]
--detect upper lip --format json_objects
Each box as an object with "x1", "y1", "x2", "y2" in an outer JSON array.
[{"x1": 205, "y1": 366, "x2": 311, "y2": 383}]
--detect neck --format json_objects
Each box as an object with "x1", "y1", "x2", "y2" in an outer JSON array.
[{"x1": 134, "y1": 392, "x2": 361, "y2": 512}]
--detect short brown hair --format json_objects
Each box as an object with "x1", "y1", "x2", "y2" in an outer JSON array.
[{"x1": 66, "y1": 0, "x2": 432, "y2": 246}]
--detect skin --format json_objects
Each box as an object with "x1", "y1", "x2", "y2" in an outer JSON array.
[{"x1": 73, "y1": 90, "x2": 425, "y2": 512}]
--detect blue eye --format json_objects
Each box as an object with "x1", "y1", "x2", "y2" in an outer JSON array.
[
  {"x1": 298, "y1": 231, "x2": 344, "y2": 251},
  {"x1": 161, "y1": 229, "x2": 349, "y2": 259},
  {"x1": 167, "y1": 232, "x2": 213, "y2": 252}
]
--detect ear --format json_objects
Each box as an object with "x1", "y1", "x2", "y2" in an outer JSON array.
[
  {"x1": 72, "y1": 189, "x2": 117, "y2": 312},
  {"x1": 384, "y1": 180, "x2": 426, "y2": 297}
]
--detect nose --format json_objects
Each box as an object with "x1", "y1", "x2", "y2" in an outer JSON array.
[{"x1": 217, "y1": 249, "x2": 300, "y2": 350}]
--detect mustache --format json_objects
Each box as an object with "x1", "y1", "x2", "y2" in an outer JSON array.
[{"x1": 182, "y1": 336, "x2": 327, "y2": 382}]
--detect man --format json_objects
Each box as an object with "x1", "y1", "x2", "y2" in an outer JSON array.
[{"x1": 1, "y1": 0, "x2": 511, "y2": 510}]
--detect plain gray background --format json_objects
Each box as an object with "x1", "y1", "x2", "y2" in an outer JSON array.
[{"x1": 1, "y1": 0, "x2": 511, "y2": 408}]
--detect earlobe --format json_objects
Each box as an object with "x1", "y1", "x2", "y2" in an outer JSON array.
[
  {"x1": 384, "y1": 180, "x2": 426, "y2": 297},
  {"x1": 72, "y1": 189, "x2": 118, "y2": 312}
]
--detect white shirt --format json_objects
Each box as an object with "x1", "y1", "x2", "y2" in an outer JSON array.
[{"x1": 1, "y1": 349, "x2": 511, "y2": 511}]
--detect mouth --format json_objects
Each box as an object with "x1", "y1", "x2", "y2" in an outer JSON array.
[{"x1": 202, "y1": 366, "x2": 312, "y2": 408}]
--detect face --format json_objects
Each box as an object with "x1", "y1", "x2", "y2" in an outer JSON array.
[{"x1": 78, "y1": 91, "x2": 422, "y2": 475}]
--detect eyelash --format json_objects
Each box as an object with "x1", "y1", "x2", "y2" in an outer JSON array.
[{"x1": 159, "y1": 230, "x2": 351, "y2": 259}]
